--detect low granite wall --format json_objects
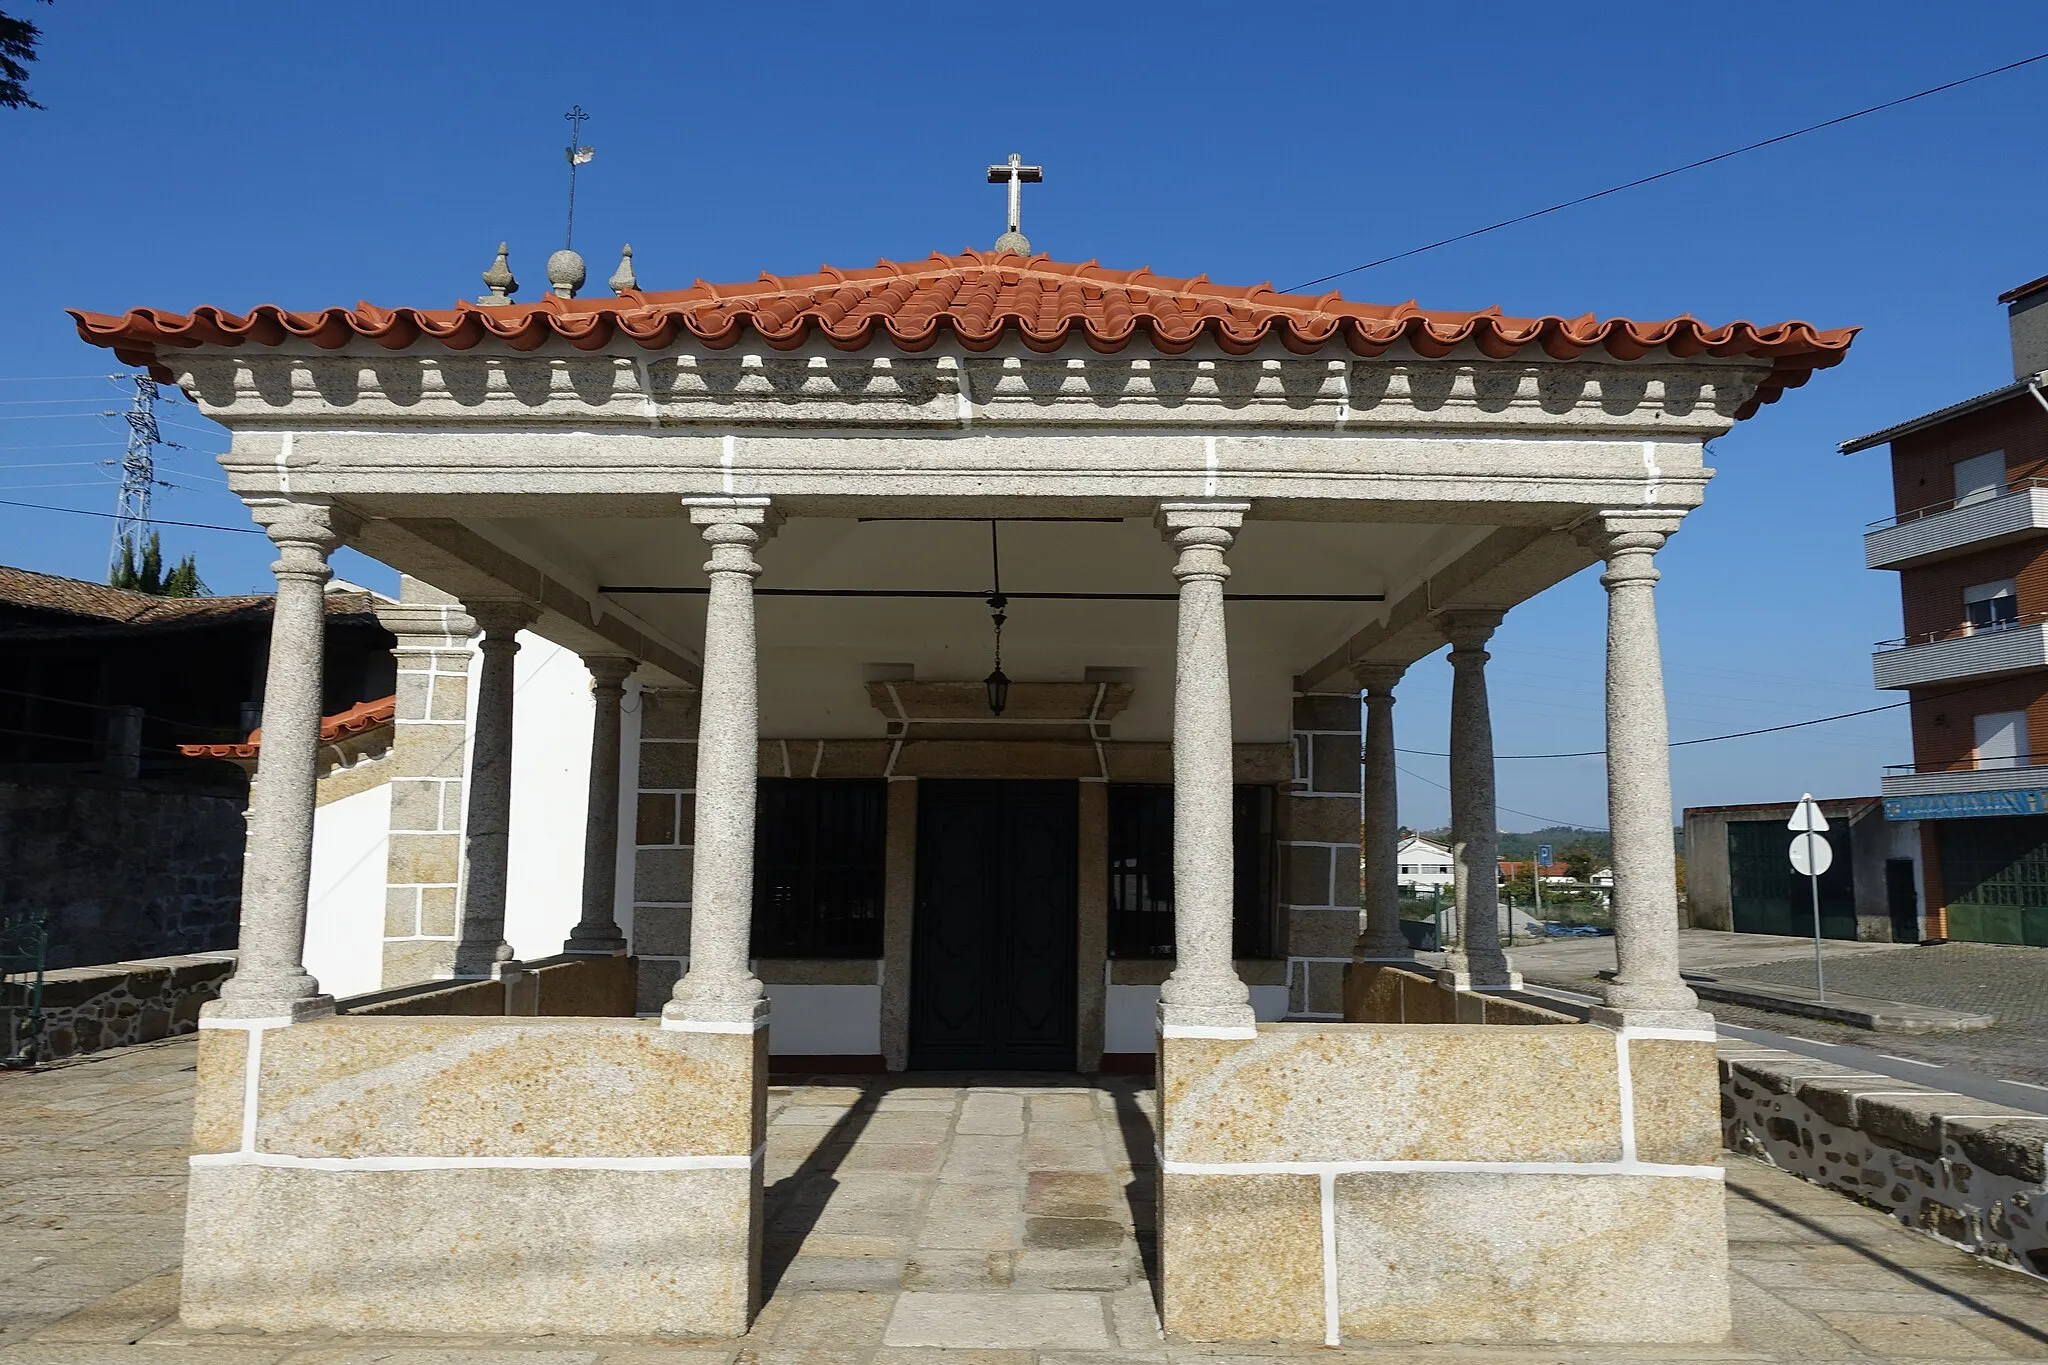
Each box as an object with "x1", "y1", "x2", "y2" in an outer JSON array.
[
  {"x1": 24, "y1": 952, "x2": 236, "y2": 1063},
  {"x1": 183, "y1": 1013, "x2": 766, "y2": 1336},
  {"x1": 1157, "y1": 1019, "x2": 1729, "y2": 1345},
  {"x1": 337, "y1": 953, "x2": 636, "y2": 1018},
  {"x1": 1720, "y1": 1044, "x2": 2048, "y2": 1278},
  {"x1": 1341, "y1": 962, "x2": 1576, "y2": 1026}
]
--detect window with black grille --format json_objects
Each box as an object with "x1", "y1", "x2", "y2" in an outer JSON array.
[
  {"x1": 752, "y1": 779, "x2": 887, "y2": 958},
  {"x1": 1106, "y1": 783, "x2": 1276, "y2": 959}
]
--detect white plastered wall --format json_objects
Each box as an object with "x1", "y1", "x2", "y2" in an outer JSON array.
[
  {"x1": 304, "y1": 782, "x2": 391, "y2": 999},
  {"x1": 303, "y1": 628, "x2": 599, "y2": 987},
  {"x1": 499, "y1": 631, "x2": 595, "y2": 962}
]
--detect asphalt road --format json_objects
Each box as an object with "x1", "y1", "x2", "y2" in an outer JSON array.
[{"x1": 1517, "y1": 978, "x2": 2048, "y2": 1116}]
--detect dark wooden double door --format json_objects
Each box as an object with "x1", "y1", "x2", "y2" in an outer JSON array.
[{"x1": 910, "y1": 780, "x2": 1077, "y2": 1070}]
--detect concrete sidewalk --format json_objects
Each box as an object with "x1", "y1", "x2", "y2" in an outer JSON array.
[{"x1": 5, "y1": 1035, "x2": 2048, "y2": 1362}]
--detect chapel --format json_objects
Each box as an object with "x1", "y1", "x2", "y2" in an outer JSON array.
[{"x1": 71, "y1": 186, "x2": 1853, "y2": 1344}]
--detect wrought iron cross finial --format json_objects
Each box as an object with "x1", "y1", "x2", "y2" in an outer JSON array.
[{"x1": 562, "y1": 106, "x2": 595, "y2": 249}]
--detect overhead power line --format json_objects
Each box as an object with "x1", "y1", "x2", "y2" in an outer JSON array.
[
  {"x1": 1395, "y1": 673, "x2": 2025, "y2": 761},
  {"x1": 0, "y1": 497, "x2": 263, "y2": 535},
  {"x1": 1396, "y1": 764, "x2": 1606, "y2": 832},
  {"x1": 1287, "y1": 50, "x2": 2048, "y2": 292}
]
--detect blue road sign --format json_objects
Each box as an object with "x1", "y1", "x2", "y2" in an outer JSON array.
[{"x1": 1536, "y1": 844, "x2": 1553, "y2": 866}]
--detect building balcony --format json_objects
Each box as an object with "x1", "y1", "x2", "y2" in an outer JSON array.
[
  {"x1": 1881, "y1": 758, "x2": 2048, "y2": 819},
  {"x1": 1871, "y1": 616, "x2": 2048, "y2": 690},
  {"x1": 1865, "y1": 480, "x2": 2048, "y2": 569}
]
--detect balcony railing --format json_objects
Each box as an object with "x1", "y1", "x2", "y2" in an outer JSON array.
[
  {"x1": 1874, "y1": 610, "x2": 2048, "y2": 651},
  {"x1": 1871, "y1": 617, "x2": 2048, "y2": 689},
  {"x1": 1865, "y1": 481, "x2": 2048, "y2": 570},
  {"x1": 1881, "y1": 755, "x2": 2048, "y2": 800},
  {"x1": 1867, "y1": 477, "x2": 2048, "y2": 531}
]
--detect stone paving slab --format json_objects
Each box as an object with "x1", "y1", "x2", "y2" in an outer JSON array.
[{"x1": 7, "y1": 1037, "x2": 2048, "y2": 1362}]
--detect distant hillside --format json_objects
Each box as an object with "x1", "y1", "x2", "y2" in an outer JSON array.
[{"x1": 1411, "y1": 826, "x2": 1684, "y2": 861}]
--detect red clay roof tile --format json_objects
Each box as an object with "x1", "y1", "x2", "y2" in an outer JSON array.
[
  {"x1": 71, "y1": 249, "x2": 1855, "y2": 420},
  {"x1": 178, "y1": 693, "x2": 396, "y2": 762},
  {"x1": 0, "y1": 564, "x2": 381, "y2": 638}
]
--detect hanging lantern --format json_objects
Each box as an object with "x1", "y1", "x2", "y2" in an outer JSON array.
[
  {"x1": 984, "y1": 592, "x2": 1010, "y2": 717},
  {"x1": 984, "y1": 520, "x2": 1010, "y2": 716}
]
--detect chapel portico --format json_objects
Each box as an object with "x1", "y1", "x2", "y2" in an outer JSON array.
[{"x1": 73, "y1": 246, "x2": 1852, "y2": 1344}]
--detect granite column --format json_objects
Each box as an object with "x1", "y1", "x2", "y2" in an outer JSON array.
[
  {"x1": 210, "y1": 499, "x2": 349, "y2": 1022},
  {"x1": 452, "y1": 601, "x2": 536, "y2": 977},
  {"x1": 666, "y1": 498, "x2": 778, "y2": 1027},
  {"x1": 565, "y1": 654, "x2": 637, "y2": 954},
  {"x1": 1156, "y1": 501, "x2": 1254, "y2": 1034},
  {"x1": 1439, "y1": 610, "x2": 1519, "y2": 991},
  {"x1": 1351, "y1": 663, "x2": 1412, "y2": 962},
  {"x1": 1583, "y1": 512, "x2": 1708, "y2": 1027}
]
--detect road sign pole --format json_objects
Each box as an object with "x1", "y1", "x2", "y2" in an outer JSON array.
[
  {"x1": 1788, "y1": 795, "x2": 1833, "y2": 1004},
  {"x1": 1808, "y1": 829, "x2": 1826, "y2": 1002}
]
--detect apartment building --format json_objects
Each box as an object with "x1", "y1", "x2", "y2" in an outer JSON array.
[{"x1": 1845, "y1": 273, "x2": 2048, "y2": 946}]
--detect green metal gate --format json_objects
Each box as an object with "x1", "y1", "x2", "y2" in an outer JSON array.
[
  {"x1": 1937, "y1": 816, "x2": 2048, "y2": 946},
  {"x1": 1, "y1": 908, "x2": 48, "y2": 1069},
  {"x1": 1726, "y1": 819, "x2": 1857, "y2": 940}
]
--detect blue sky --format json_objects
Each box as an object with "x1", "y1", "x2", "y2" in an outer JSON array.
[{"x1": 3, "y1": 2, "x2": 2045, "y2": 830}]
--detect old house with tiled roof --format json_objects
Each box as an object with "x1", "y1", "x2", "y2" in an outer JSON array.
[
  {"x1": 69, "y1": 221, "x2": 1851, "y2": 1344},
  {"x1": 0, "y1": 565, "x2": 395, "y2": 973}
]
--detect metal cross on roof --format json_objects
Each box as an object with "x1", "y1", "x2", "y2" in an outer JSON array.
[{"x1": 985, "y1": 152, "x2": 1043, "y2": 256}]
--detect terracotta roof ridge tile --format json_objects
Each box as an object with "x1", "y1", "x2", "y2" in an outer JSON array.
[{"x1": 71, "y1": 251, "x2": 1859, "y2": 420}]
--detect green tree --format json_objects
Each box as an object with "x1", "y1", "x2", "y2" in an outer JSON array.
[
  {"x1": 1, "y1": 3, "x2": 50, "y2": 111},
  {"x1": 1562, "y1": 847, "x2": 1595, "y2": 881},
  {"x1": 110, "y1": 532, "x2": 207, "y2": 598}
]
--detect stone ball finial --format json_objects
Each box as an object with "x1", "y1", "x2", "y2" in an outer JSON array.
[
  {"x1": 609, "y1": 244, "x2": 639, "y2": 295},
  {"x1": 546, "y1": 248, "x2": 587, "y2": 299},
  {"x1": 478, "y1": 242, "x2": 518, "y2": 306},
  {"x1": 993, "y1": 228, "x2": 1031, "y2": 256}
]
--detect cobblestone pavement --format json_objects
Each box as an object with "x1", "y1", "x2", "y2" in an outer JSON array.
[
  {"x1": 6, "y1": 1036, "x2": 2048, "y2": 1362},
  {"x1": 1509, "y1": 932, "x2": 2048, "y2": 1088}
]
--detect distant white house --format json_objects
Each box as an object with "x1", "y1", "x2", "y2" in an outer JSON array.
[
  {"x1": 1396, "y1": 835, "x2": 1456, "y2": 892},
  {"x1": 1589, "y1": 867, "x2": 1615, "y2": 887}
]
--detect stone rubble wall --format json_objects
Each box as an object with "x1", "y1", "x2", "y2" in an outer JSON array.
[
  {"x1": 1, "y1": 775, "x2": 245, "y2": 970},
  {"x1": 1720, "y1": 1044, "x2": 2048, "y2": 1279},
  {"x1": 26, "y1": 951, "x2": 237, "y2": 1062}
]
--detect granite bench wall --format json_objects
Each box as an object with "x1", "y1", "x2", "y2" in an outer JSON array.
[
  {"x1": 336, "y1": 952, "x2": 636, "y2": 1018},
  {"x1": 1720, "y1": 1044, "x2": 2048, "y2": 1279}
]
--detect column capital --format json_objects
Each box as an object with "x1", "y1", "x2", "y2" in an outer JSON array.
[
  {"x1": 684, "y1": 496, "x2": 782, "y2": 532},
  {"x1": 374, "y1": 600, "x2": 477, "y2": 646},
  {"x1": 1437, "y1": 608, "x2": 1505, "y2": 653},
  {"x1": 1154, "y1": 500, "x2": 1249, "y2": 535},
  {"x1": 582, "y1": 654, "x2": 638, "y2": 689},
  {"x1": 466, "y1": 599, "x2": 539, "y2": 637},
  {"x1": 246, "y1": 497, "x2": 357, "y2": 552},
  {"x1": 1576, "y1": 509, "x2": 1688, "y2": 553},
  {"x1": 1348, "y1": 661, "x2": 1408, "y2": 695}
]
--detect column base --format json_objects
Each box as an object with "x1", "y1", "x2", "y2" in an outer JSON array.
[
  {"x1": 1157, "y1": 1001, "x2": 1258, "y2": 1035},
  {"x1": 662, "y1": 996, "x2": 772, "y2": 1029},
  {"x1": 562, "y1": 935, "x2": 630, "y2": 956},
  {"x1": 1436, "y1": 966, "x2": 1523, "y2": 993},
  {"x1": 204, "y1": 986, "x2": 335, "y2": 1026},
  {"x1": 1588, "y1": 1004, "x2": 1717, "y2": 1035}
]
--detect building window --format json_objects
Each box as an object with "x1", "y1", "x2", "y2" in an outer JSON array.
[
  {"x1": 1106, "y1": 783, "x2": 1275, "y2": 959},
  {"x1": 1973, "y1": 711, "x2": 2030, "y2": 771},
  {"x1": 752, "y1": 779, "x2": 886, "y2": 958},
  {"x1": 1964, "y1": 579, "x2": 2019, "y2": 632},
  {"x1": 1953, "y1": 450, "x2": 2008, "y2": 508}
]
